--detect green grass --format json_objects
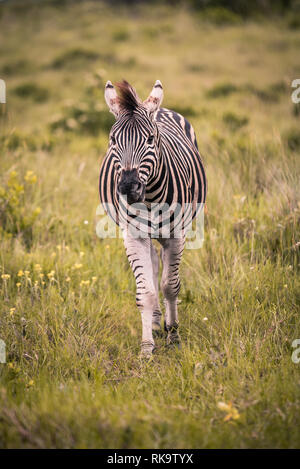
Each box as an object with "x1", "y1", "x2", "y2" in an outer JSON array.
[{"x1": 0, "y1": 0, "x2": 300, "y2": 449}]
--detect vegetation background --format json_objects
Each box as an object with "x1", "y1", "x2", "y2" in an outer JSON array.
[{"x1": 0, "y1": 0, "x2": 300, "y2": 449}]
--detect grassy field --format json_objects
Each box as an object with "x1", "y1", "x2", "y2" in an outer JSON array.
[{"x1": 0, "y1": 0, "x2": 300, "y2": 449}]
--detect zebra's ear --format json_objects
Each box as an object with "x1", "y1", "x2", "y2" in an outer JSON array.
[
  {"x1": 144, "y1": 80, "x2": 163, "y2": 116},
  {"x1": 104, "y1": 81, "x2": 121, "y2": 118}
]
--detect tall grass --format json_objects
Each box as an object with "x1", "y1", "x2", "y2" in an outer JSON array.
[{"x1": 0, "y1": 1, "x2": 299, "y2": 448}]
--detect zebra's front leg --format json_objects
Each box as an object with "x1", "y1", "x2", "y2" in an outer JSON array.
[
  {"x1": 150, "y1": 242, "x2": 162, "y2": 335},
  {"x1": 159, "y1": 237, "x2": 185, "y2": 346},
  {"x1": 123, "y1": 236, "x2": 158, "y2": 358}
]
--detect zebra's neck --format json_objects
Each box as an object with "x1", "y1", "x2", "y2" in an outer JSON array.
[{"x1": 144, "y1": 140, "x2": 169, "y2": 204}]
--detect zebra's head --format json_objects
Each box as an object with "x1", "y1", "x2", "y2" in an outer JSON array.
[{"x1": 104, "y1": 80, "x2": 163, "y2": 204}]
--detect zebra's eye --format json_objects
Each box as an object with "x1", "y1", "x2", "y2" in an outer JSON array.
[
  {"x1": 111, "y1": 135, "x2": 116, "y2": 145},
  {"x1": 147, "y1": 135, "x2": 154, "y2": 145}
]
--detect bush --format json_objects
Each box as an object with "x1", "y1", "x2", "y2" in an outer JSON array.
[
  {"x1": 0, "y1": 132, "x2": 37, "y2": 151},
  {"x1": 0, "y1": 170, "x2": 41, "y2": 248},
  {"x1": 246, "y1": 81, "x2": 288, "y2": 103},
  {"x1": 49, "y1": 71, "x2": 114, "y2": 135},
  {"x1": 287, "y1": 13, "x2": 300, "y2": 29},
  {"x1": 223, "y1": 111, "x2": 249, "y2": 131},
  {"x1": 199, "y1": 7, "x2": 243, "y2": 25},
  {"x1": 285, "y1": 128, "x2": 300, "y2": 151},
  {"x1": 13, "y1": 82, "x2": 49, "y2": 102},
  {"x1": 112, "y1": 28, "x2": 130, "y2": 42},
  {"x1": 0, "y1": 131, "x2": 56, "y2": 152},
  {"x1": 169, "y1": 104, "x2": 198, "y2": 117},
  {"x1": 2, "y1": 59, "x2": 31, "y2": 76},
  {"x1": 50, "y1": 48, "x2": 100, "y2": 69},
  {"x1": 206, "y1": 82, "x2": 239, "y2": 98},
  {"x1": 50, "y1": 103, "x2": 114, "y2": 135}
]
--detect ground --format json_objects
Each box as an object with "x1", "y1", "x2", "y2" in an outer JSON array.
[{"x1": 0, "y1": 0, "x2": 299, "y2": 448}]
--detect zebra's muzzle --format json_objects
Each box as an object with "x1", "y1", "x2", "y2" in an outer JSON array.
[{"x1": 117, "y1": 169, "x2": 145, "y2": 205}]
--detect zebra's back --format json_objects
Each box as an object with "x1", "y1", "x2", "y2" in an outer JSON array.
[
  {"x1": 156, "y1": 108, "x2": 199, "y2": 150},
  {"x1": 154, "y1": 107, "x2": 206, "y2": 210}
]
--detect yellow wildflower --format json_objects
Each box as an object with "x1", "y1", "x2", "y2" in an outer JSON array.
[
  {"x1": 17, "y1": 270, "x2": 24, "y2": 277},
  {"x1": 9, "y1": 307, "x2": 16, "y2": 316},
  {"x1": 1, "y1": 274, "x2": 10, "y2": 280},
  {"x1": 217, "y1": 401, "x2": 240, "y2": 422},
  {"x1": 16, "y1": 282, "x2": 21, "y2": 288},
  {"x1": 80, "y1": 280, "x2": 90, "y2": 287},
  {"x1": 8, "y1": 362, "x2": 20, "y2": 373},
  {"x1": 73, "y1": 263, "x2": 83, "y2": 270},
  {"x1": 34, "y1": 264, "x2": 42, "y2": 272},
  {"x1": 24, "y1": 170, "x2": 37, "y2": 184}
]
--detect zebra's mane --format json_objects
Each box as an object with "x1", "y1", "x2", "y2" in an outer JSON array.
[{"x1": 115, "y1": 80, "x2": 141, "y2": 113}]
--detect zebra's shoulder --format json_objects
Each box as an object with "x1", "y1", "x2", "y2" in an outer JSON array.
[{"x1": 155, "y1": 108, "x2": 198, "y2": 150}]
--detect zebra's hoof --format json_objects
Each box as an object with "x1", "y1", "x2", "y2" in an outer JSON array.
[
  {"x1": 152, "y1": 321, "x2": 163, "y2": 337},
  {"x1": 166, "y1": 324, "x2": 181, "y2": 348},
  {"x1": 167, "y1": 334, "x2": 181, "y2": 348},
  {"x1": 140, "y1": 340, "x2": 154, "y2": 359}
]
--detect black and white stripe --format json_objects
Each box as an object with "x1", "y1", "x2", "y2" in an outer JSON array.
[{"x1": 99, "y1": 80, "x2": 206, "y2": 357}]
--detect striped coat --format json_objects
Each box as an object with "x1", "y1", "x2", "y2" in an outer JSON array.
[{"x1": 99, "y1": 80, "x2": 206, "y2": 357}]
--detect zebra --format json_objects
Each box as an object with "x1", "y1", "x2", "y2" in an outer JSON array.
[{"x1": 99, "y1": 80, "x2": 206, "y2": 357}]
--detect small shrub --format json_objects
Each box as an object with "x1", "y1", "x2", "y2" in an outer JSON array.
[
  {"x1": 112, "y1": 28, "x2": 130, "y2": 42},
  {"x1": 187, "y1": 63, "x2": 206, "y2": 73},
  {"x1": 287, "y1": 14, "x2": 300, "y2": 30},
  {"x1": 0, "y1": 170, "x2": 41, "y2": 248},
  {"x1": 206, "y1": 83, "x2": 239, "y2": 98},
  {"x1": 13, "y1": 82, "x2": 49, "y2": 102},
  {"x1": 285, "y1": 129, "x2": 300, "y2": 151},
  {"x1": 2, "y1": 59, "x2": 31, "y2": 76},
  {"x1": 142, "y1": 24, "x2": 173, "y2": 39},
  {"x1": 0, "y1": 131, "x2": 56, "y2": 152},
  {"x1": 142, "y1": 26, "x2": 160, "y2": 39},
  {"x1": 51, "y1": 48, "x2": 100, "y2": 69},
  {"x1": 170, "y1": 104, "x2": 198, "y2": 118},
  {"x1": 223, "y1": 111, "x2": 249, "y2": 131},
  {"x1": 199, "y1": 7, "x2": 243, "y2": 26},
  {"x1": 50, "y1": 103, "x2": 114, "y2": 135},
  {"x1": 0, "y1": 132, "x2": 37, "y2": 151},
  {"x1": 49, "y1": 71, "x2": 114, "y2": 135},
  {"x1": 244, "y1": 81, "x2": 288, "y2": 103}
]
